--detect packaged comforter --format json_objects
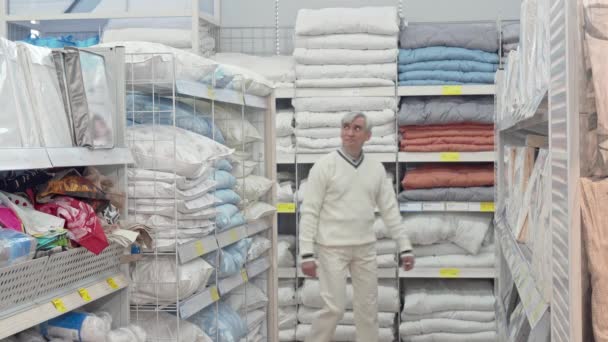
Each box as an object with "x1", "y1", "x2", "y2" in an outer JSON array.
[
  {"x1": 401, "y1": 164, "x2": 495, "y2": 190},
  {"x1": 399, "y1": 23, "x2": 499, "y2": 52},
  {"x1": 293, "y1": 48, "x2": 398, "y2": 65},
  {"x1": 295, "y1": 63, "x2": 395, "y2": 80},
  {"x1": 292, "y1": 97, "x2": 396, "y2": 112},
  {"x1": 398, "y1": 96, "x2": 495, "y2": 126},
  {"x1": 297, "y1": 306, "x2": 396, "y2": 328},
  {"x1": 300, "y1": 279, "x2": 400, "y2": 312},
  {"x1": 295, "y1": 33, "x2": 398, "y2": 50},
  {"x1": 296, "y1": 109, "x2": 395, "y2": 129},
  {"x1": 398, "y1": 186, "x2": 494, "y2": 202},
  {"x1": 295, "y1": 324, "x2": 395, "y2": 342},
  {"x1": 402, "y1": 279, "x2": 495, "y2": 315},
  {"x1": 295, "y1": 7, "x2": 399, "y2": 36}
]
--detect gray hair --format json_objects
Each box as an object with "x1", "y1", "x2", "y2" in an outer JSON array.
[{"x1": 341, "y1": 112, "x2": 371, "y2": 132}]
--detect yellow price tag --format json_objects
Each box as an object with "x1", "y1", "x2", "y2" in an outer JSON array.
[
  {"x1": 442, "y1": 85, "x2": 463, "y2": 95},
  {"x1": 194, "y1": 241, "x2": 205, "y2": 256},
  {"x1": 440, "y1": 152, "x2": 460, "y2": 162},
  {"x1": 107, "y1": 278, "x2": 119, "y2": 290},
  {"x1": 277, "y1": 203, "x2": 296, "y2": 213},
  {"x1": 51, "y1": 298, "x2": 67, "y2": 313},
  {"x1": 439, "y1": 268, "x2": 461, "y2": 278},
  {"x1": 241, "y1": 269, "x2": 249, "y2": 282},
  {"x1": 480, "y1": 202, "x2": 495, "y2": 212},
  {"x1": 207, "y1": 87, "x2": 216, "y2": 100},
  {"x1": 230, "y1": 230, "x2": 240, "y2": 242},
  {"x1": 210, "y1": 286, "x2": 220, "y2": 301},
  {"x1": 78, "y1": 288, "x2": 92, "y2": 302}
]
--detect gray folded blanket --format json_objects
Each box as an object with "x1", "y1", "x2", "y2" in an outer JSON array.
[
  {"x1": 400, "y1": 23, "x2": 499, "y2": 52},
  {"x1": 501, "y1": 22, "x2": 520, "y2": 44},
  {"x1": 398, "y1": 96, "x2": 495, "y2": 125},
  {"x1": 398, "y1": 187, "x2": 495, "y2": 202}
]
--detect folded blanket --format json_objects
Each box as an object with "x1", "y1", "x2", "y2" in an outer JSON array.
[
  {"x1": 402, "y1": 135, "x2": 494, "y2": 146},
  {"x1": 296, "y1": 324, "x2": 395, "y2": 342},
  {"x1": 295, "y1": 33, "x2": 398, "y2": 50},
  {"x1": 399, "y1": 80, "x2": 480, "y2": 86},
  {"x1": 399, "y1": 47, "x2": 499, "y2": 65},
  {"x1": 402, "y1": 310, "x2": 495, "y2": 323},
  {"x1": 277, "y1": 136, "x2": 294, "y2": 147},
  {"x1": 295, "y1": 7, "x2": 399, "y2": 36},
  {"x1": 296, "y1": 109, "x2": 395, "y2": 129},
  {"x1": 300, "y1": 279, "x2": 400, "y2": 312},
  {"x1": 297, "y1": 134, "x2": 395, "y2": 149},
  {"x1": 399, "y1": 23, "x2": 499, "y2": 52},
  {"x1": 211, "y1": 53, "x2": 295, "y2": 83},
  {"x1": 279, "y1": 329, "x2": 296, "y2": 341},
  {"x1": 296, "y1": 63, "x2": 395, "y2": 80},
  {"x1": 401, "y1": 143, "x2": 494, "y2": 152},
  {"x1": 503, "y1": 42, "x2": 519, "y2": 53},
  {"x1": 414, "y1": 243, "x2": 494, "y2": 258},
  {"x1": 416, "y1": 252, "x2": 494, "y2": 268},
  {"x1": 401, "y1": 213, "x2": 493, "y2": 254},
  {"x1": 296, "y1": 78, "x2": 394, "y2": 88},
  {"x1": 293, "y1": 97, "x2": 396, "y2": 112},
  {"x1": 401, "y1": 164, "x2": 495, "y2": 190},
  {"x1": 297, "y1": 307, "x2": 396, "y2": 328},
  {"x1": 402, "y1": 279, "x2": 495, "y2": 315},
  {"x1": 295, "y1": 145, "x2": 397, "y2": 153},
  {"x1": 398, "y1": 187, "x2": 494, "y2": 202},
  {"x1": 377, "y1": 253, "x2": 398, "y2": 267},
  {"x1": 399, "y1": 123, "x2": 494, "y2": 139},
  {"x1": 296, "y1": 122, "x2": 395, "y2": 139},
  {"x1": 398, "y1": 96, "x2": 494, "y2": 126},
  {"x1": 400, "y1": 331, "x2": 497, "y2": 342},
  {"x1": 400, "y1": 318, "x2": 495, "y2": 335},
  {"x1": 501, "y1": 22, "x2": 520, "y2": 44},
  {"x1": 294, "y1": 48, "x2": 398, "y2": 65},
  {"x1": 276, "y1": 110, "x2": 294, "y2": 137},
  {"x1": 398, "y1": 60, "x2": 497, "y2": 74},
  {"x1": 398, "y1": 70, "x2": 496, "y2": 84}
]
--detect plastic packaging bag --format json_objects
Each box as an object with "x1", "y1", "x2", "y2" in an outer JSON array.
[
  {"x1": 187, "y1": 302, "x2": 248, "y2": 342},
  {"x1": 42, "y1": 311, "x2": 112, "y2": 341},
  {"x1": 204, "y1": 238, "x2": 252, "y2": 278},
  {"x1": 0, "y1": 228, "x2": 37, "y2": 267}
]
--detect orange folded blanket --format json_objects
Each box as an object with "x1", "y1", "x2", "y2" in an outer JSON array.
[
  {"x1": 401, "y1": 164, "x2": 495, "y2": 189},
  {"x1": 402, "y1": 144, "x2": 494, "y2": 152},
  {"x1": 399, "y1": 124, "x2": 494, "y2": 139}
]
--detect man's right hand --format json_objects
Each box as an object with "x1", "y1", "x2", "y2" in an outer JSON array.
[{"x1": 301, "y1": 260, "x2": 317, "y2": 277}]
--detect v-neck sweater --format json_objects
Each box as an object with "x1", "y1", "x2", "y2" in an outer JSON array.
[{"x1": 299, "y1": 150, "x2": 412, "y2": 256}]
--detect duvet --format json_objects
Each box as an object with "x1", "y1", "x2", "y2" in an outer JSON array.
[
  {"x1": 398, "y1": 96, "x2": 494, "y2": 126},
  {"x1": 401, "y1": 164, "x2": 495, "y2": 190},
  {"x1": 399, "y1": 23, "x2": 499, "y2": 52}
]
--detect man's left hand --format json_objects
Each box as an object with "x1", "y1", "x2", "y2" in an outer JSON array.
[{"x1": 401, "y1": 255, "x2": 415, "y2": 271}]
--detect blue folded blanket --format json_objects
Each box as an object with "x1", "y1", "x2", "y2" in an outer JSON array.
[
  {"x1": 399, "y1": 47, "x2": 499, "y2": 65},
  {"x1": 399, "y1": 70, "x2": 496, "y2": 84},
  {"x1": 398, "y1": 60, "x2": 498, "y2": 73}
]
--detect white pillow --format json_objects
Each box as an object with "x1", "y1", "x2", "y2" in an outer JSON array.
[
  {"x1": 127, "y1": 125, "x2": 233, "y2": 178},
  {"x1": 134, "y1": 311, "x2": 212, "y2": 342},
  {"x1": 130, "y1": 214, "x2": 214, "y2": 230},
  {"x1": 245, "y1": 202, "x2": 277, "y2": 221},
  {"x1": 128, "y1": 179, "x2": 216, "y2": 201},
  {"x1": 235, "y1": 175, "x2": 273, "y2": 202},
  {"x1": 230, "y1": 160, "x2": 258, "y2": 178},
  {"x1": 278, "y1": 285, "x2": 297, "y2": 306},
  {"x1": 128, "y1": 168, "x2": 213, "y2": 190},
  {"x1": 194, "y1": 101, "x2": 263, "y2": 147},
  {"x1": 247, "y1": 236, "x2": 272, "y2": 261},
  {"x1": 130, "y1": 257, "x2": 213, "y2": 305},
  {"x1": 276, "y1": 110, "x2": 294, "y2": 137},
  {"x1": 277, "y1": 182, "x2": 294, "y2": 203},
  {"x1": 278, "y1": 306, "x2": 297, "y2": 330},
  {"x1": 277, "y1": 241, "x2": 295, "y2": 267},
  {"x1": 224, "y1": 283, "x2": 268, "y2": 313}
]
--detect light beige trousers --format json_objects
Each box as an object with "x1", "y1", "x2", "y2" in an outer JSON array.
[{"x1": 305, "y1": 243, "x2": 379, "y2": 342}]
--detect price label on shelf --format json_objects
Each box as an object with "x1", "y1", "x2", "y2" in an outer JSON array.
[
  {"x1": 51, "y1": 298, "x2": 67, "y2": 312},
  {"x1": 78, "y1": 288, "x2": 92, "y2": 302},
  {"x1": 206, "y1": 87, "x2": 216, "y2": 100},
  {"x1": 439, "y1": 268, "x2": 461, "y2": 278},
  {"x1": 210, "y1": 286, "x2": 220, "y2": 301},
  {"x1": 400, "y1": 202, "x2": 422, "y2": 212},
  {"x1": 439, "y1": 152, "x2": 460, "y2": 162},
  {"x1": 422, "y1": 202, "x2": 445, "y2": 211},
  {"x1": 230, "y1": 230, "x2": 240, "y2": 243},
  {"x1": 446, "y1": 202, "x2": 469, "y2": 211},
  {"x1": 107, "y1": 278, "x2": 119, "y2": 290},
  {"x1": 441, "y1": 85, "x2": 463, "y2": 95},
  {"x1": 194, "y1": 241, "x2": 205, "y2": 256},
  {"x1": 277, "y1": 203, "x2": 296, "y2": 213},
  {"x1": 241, "y1": 269, "x2": 249, "y2": 282},
  {"x1": 480, "y1": 202, "x2": 495, "y2": 212}
]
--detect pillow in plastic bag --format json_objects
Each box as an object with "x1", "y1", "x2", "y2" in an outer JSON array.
[
  {"x1": 134, "y1": 311, "x2": 212, "y2": 342},
  {"x1": 235, "y1": 176, "x2": 273, "y2": 202},
  {"x1": 204, "y1": 238, "x2": 252, "y2": 278},
  {"x1": 244, "y1": 202, "x2": 276, "y2": 221},
  {"x1": 277, "y1": 241, "x2": 295, "y2": 267},
  {"x1": 215, "y1": 159, "x2": 233, "y2": 172},
  {"x1": 203, "y1": 102, "x2": 263, "y2": 147},
  {"x1": 215, "y1": 204, "x2": 240, "y2": 228},
  {"x1": 247, "y1": 236, "x2": 272, "y2": 261},
  {"x1": 230, "y1": 159, "x2": 258, "y2": 178},
  {"x1": 214, "y1": 189, "x2": 241, "y2": 205},
  {"x1": 187, "y1": 302, "x2": 248, "y2": 342},
  {"x1": 126, "y1": 93, "x2": 225, "y2": 144},
  {"x1": 130, "y1": 257, "x2": 213, "y2": 304},
  {"x1": 224, "y1": 283, "x2": 268, "y2": 313},
  {"x1": 209, "y1": 170, "x2": 237, "y2": 190},
  {"x1": 105, "y1": 325, "x2": 146, "y2": 342}
]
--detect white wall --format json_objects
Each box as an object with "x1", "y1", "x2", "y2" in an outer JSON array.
[{"x1": 220, "y1": 0, "x2": 520, "y2": 27}]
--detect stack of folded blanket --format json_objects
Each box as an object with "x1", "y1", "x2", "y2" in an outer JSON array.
[
  {"x1": 276, "y1": 108, "x2": 296, "y2": 154},
  {"x1": 501, "y1": 22, "x2": 520, "y2": 55},
  {"x1": 398, "y1": 23, "x2": 499, "y2": 85},
  {"x1": 292, "y1": 97, "x2": 397, "y2": 153},
  {"x1": 400, "y1": 280, "x2": 497, "y2": 341},
  {"x1": 398, "y1": 96, "x2": 495, "y2": 152},
  {"x1": 294, "y1": 7, "x2": 399, "y2": 88}
]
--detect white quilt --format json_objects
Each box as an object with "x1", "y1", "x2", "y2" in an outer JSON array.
[
  {"x1": 296, "y1": 110, "x2": 395, "y2": 129},
  {"x1": 402, "y1": 213, "x2": 493, "y2": 255},
  {"x1": 278, "y1": 241, "x2": 296, "y2": 267},
  {"x1": 128, "y1": 179, "x2": 217, "y2": 201},
  {"x1": 212, "y1": 52, "x2": 295, "y2": 83},
  {"x1": 415, "y1": 252, "x2": 494, "y2": 268},
  {"x1": 295, "y1": 144, "x2": 397, "y2": 153},
  {"x1": 278, "y1": 286, "x2": 298, "y2": 307},
  {"x1": 279, "y1": 306, "x2": 297, "y2": 330},
  {"x1": 294, "y1": 48, "x2": 398, "y2": 65},
  {"x1": 402, "y1": 310, "x2": 495, "y2": 323},
  {"x1": 377, "y1": 253, "x2": 398, "y2": 268},
  {"x1": 295, "y1": 122, "x2": 395, "y2": 139},
  {"x1": 292, "y1": 97, "x2": 396, "y2": 112},
  {"x1": 399, "y1": 318, "x2": 495, "y2": 335},
  {"x1": 296, "y1": 134, "x2": 396, "y2": 149},
  {"x1": 297, "y1": 306, "x2": 395, "y2": 328},
  {"x1": 295, "y1": 33, "x2": 398, "y2": 50},
  {"x1": 128, "y1": 168, "x2": 213, "y2": 191},
  {"x1": 414, "y1": 242, "x2": 494, "y2": 257},
  {"x1": 295, "y1": 7, "x2": 399, "y2": 36},
  {"x1": 296, "y1": 78, "x2": 394, "y2": 88},
  {"x1": 276, "y1": 110, "x2": 295, "y2": 137},
  {"x1": 130, "y1": 195, "x2": 216, "y2": 214},
  {"x1": 296, "y1": 324, "x2": 394, "y2": 342},
  {"x1": 277, "y1": 136, "x2": 294, "y2": 148},
  {"x1": 400, "y1": 331, "x2": 497, "y2": 342},
  {"x1": 279, "y1": 329, "x2": 296, "y2": 341},
  {"x1": 402, "y1": 280, "x2": 495, "y2": 315},
  {"x1": 296, "y1": 63, "x2": 395, "y2": 80},
  {"x1": 300, "y1": 279, "x2": 400, "y2": 312},
  {"x1": 130, "y1": 214, "x2": 214, "y2": 230}
]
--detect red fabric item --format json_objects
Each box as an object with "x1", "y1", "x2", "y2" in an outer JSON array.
[
  {"x1": 0, "y1": 205, "x2": 24, "y2": 232},
  {"x1": 402, "y1": 144, "x2": 495, "y2": 152},
  {"x1": 399, "y1": 124, "x2": 494, "y2": 140},
  {"x1": 399, "y1": 123, "x2": 495, "y2": 152},
  {"x1": 401, "y1": 164, "x2": 495, "y2": 190},
  {"x1": 37, "y1": 196, "x2": 108, "y2": 254},
  {"x1": 402, "y1": 135, "x2": 495, "y2": 146}
]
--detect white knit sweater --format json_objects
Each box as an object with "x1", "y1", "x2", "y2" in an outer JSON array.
[{"x1": 299, "y1": 150, "x2": 412, "y2": 256}]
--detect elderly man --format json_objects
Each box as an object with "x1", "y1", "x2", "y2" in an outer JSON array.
[{"x1": 299, "y1": 112, "x2": 415, "y2": 342}]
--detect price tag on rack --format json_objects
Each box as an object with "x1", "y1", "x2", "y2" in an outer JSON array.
[
  {"x1": 194, "y1": 241, "x2": 205, "y2": 256},
  {"x1": 446, "y1": 202, "x2": 469, "y2": 211},
  {"x1": 441, "y1": 85, "x2": 463, "y2": 95},
  {"x1": 241, "y1": 269, "x2": 249, "y2": 282},
  {"x1": 422, "y1": 202, "x2": 445, "y2": 211},
  {"x1": 78, "y1": 288, "x2": 92, "y2": 302},
  {"x1": 107, "y1": 278, "x2": 119, "y2": 290},
  {"x1": 277, "y1": 203, "x2": 296, "y2": 213},
  {"x1": 439, "y1": 268, "x2": 461, "y2": 278},
  {"x1": 230, "y1": 230, "x2": 240, "y2": 243},
  {"x1": 51, "y1": 298, "x2": 67, "y2": 313},
  {"x1": 480, "y1": 202, "x2": 495, "y2": 212},
  {"x1": 440, "y1": 152, "x2": 461, "y2": 162},
  {"x1": 400, "y1": 202, "x2": 422, "y2": 212},
  {"x1": 206, "y1": 86, "x2": 216, "y2": 100},
  {"x1": 210, "y1": 286, "x2": 220, "y2": 301}
]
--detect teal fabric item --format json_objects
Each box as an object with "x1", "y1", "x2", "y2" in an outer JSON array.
[
  {"x1": 209, "y1": 170, "x2": 236, "y2": 190},
  {"x1": 398, "y1": 47, "x2": 499, "y2": 65},
  {"x1": 398, "y1": 60, "x2": 498, "y2": 73},
  {"x1": 214, "y1": 189, "x2": 241, "y2": 205},
  {"x1": 398, "y1": 70, "x2": 496, "y2": 84}
]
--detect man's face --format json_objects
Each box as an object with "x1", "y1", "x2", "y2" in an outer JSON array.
[{"x1": 341, "y1": 117, "x2": 371, "y2": 151}]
